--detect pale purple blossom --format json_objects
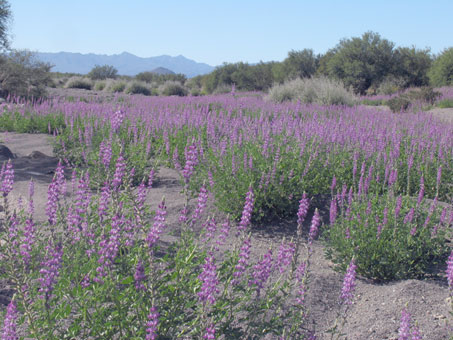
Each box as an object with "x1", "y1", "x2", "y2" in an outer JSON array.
[
  {"x1": 191, "y1": 185, "x2": 208, "y2": 225},
  {"x1": 238, "y1": 186, "x2": 254, "y2": 233},
  {"x1": 276, "y1": 241, "x2": 295, "y2": 274},
  {"x1": 308, "y1": 208, "x2": 321, "y2": 245},
  {"x1": 203, "y1": 325, "x2": 216, "y2": 340},
  {"x1": 446, "y1": 250, "x2": 453, "y2": 291},
  {"x1": 146, "y1": 198, "x2": 167, "y2": 249},
  {"x1": 134, "y1": 260, "x2": 146, "y2": 291},
  {"x1": 1, "y1": 300, "x2": 18, "y2": 340},
  {"x1": 0, "y1": 160, "x2": 13, "y2": 197},
  {"x1": 340, "y1": 259, "x2": 357, "y2": 305},
  {"x1": 398, "y1": 308, "x2": 411, "y2": 340},
  {"x1": 112, "y1": 155, "x2": 127, "y2": 189},
  {"x1": 250, "y1": 249, "x2": 273, "y2": 295},
  {"x1": 233, "y1": 237, "x2": 251, "y2": 284},
  {"x1": 198, "y1": 254, "x2": 219, "y2": 305},
  {"x1": 182, "y1": 143, "x2": 198, "y2": 184},
  {"x1": 39, "y1": 242, "x2": 64, "y2": 303},
  {"x1": 146, "y1": 306, "x2": 159, "y2": 340}
]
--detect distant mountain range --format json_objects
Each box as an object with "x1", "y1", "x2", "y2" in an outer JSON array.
[{"x1": 35, "y1": 52, "x2": 215, "y2": 78}]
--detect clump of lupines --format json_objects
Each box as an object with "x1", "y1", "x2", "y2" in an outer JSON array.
[
  {"x1": 1, "y1": 300, "x2": 18, "y2": 340},
  {"x1": 237, "y1": 186, "x2": 254, "y2": 233},
  {"x1": 198, "y1": 253, "x2": 219, "y2": 305}
]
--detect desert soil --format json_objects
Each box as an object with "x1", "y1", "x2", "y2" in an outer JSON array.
[{"x1": 1, "y1": 113, "x2": 453, "y2": 339}]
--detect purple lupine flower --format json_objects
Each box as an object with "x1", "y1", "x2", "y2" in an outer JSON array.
[
  {"x1": 39, "y1": 242, "x2": 64, "y2": 303},
  {"x1": 20, "y1": 218, "x2": 35, "y2": 266},
  {"x1": 136, "y1": 181, "x2": 147, "y2": 211},
  {"x1": 98, "y1": 182, "x2": 111, "y2": 218},
  {"x1": 295, "y1": 262, "x2": 306, "y2": 305},
  {"x1": 146, "y1": 306, "x2": 159, "y2": 340},
  {"x1": 147, "y1": 168, "x2": 155, "y2": 188},
  {"x1": 203, "y1": 325, "x2": 216, "y2": 340},
  {"x1": 395, "y1": 195, "x2": 403, "y2": 219},
  {"x1": 0, "y1": 160, "x2": 14, "y2": 197},
  {"x1": 330, "y1": 175, "x2": 336, "y2": 193},
  {"x1": 111, "y1": 109, "x2": 125, "y2": 131},
  {"x1": 446, "y1": 250, "x2": 453, "y2": 290},
  {"x1": 172, "y1": 147, "x2": 181, "y2": 170},
  {"x1": 112, "y1": 155, "x2": 127, "y2": 189},
  {"x1": 146, "y1": 198, "x2": 167, "y2": 249},
  {"x1": 436, "y1": 165, "x2": 442, "y2": 189},
  {"x1": 99, "y1": 140, "x2": 112, "y2": 169},
  {"x1": 249, "y1": 249, "x2": 273, "y2": 295},
  {"x1": 46, "y1": 162, "x2": 65, "y2": 225},
  {"x1": 233, "y1": 237, "x2": 251, "y2": 284},
  {"x1": 382, "y1": 207, "x2": 389, "y2": 226},
  {"x1": 417, "y1": 176, "x2": 424, "y2": 207},
  {"x1": 198, "y1": 253, "x2": 219, "y2": 305},
  {"x1": 297, "y1": 193, "x2": 310, "y2": 237},
  {"x1": 203, "y1": 218, "x2": 217, "y2": 241},
  {"x1": 179, "y1": 205, "x2": 188, "y2": 224},
  {"x1": 276, "y1": 241, "x2": 295, "y2": 274},
  {"x1": 216, "y1": 220, "x2": 230, "y2": 247},
  {"x1": 398, "y1": 308, "x2": 411, "y2": 340},
  {"x1": 191, "y1": 185, "x2": 208, "y2": 225},
  {"x1": 411, "y1": 325, "x2": 422, "y2": 340},
  {"x1": 237, "y1": 186, "x2": 254, "y2": 233},
  {"x1": 308, "y1": 209, "x2": 321, "y2": 245},
  {"x1": 1, "y1": 300, "x2": 18, "y2": 340},
  {"x1": 7, "y1": 213, "x2": 19, "y2": 258},
  {"x1": 404, "y1": 208, "x2": 415, "y2": 224},
  {"x1": 330, "y1": 199, "x2": 337, "y2": 225},
  {"x1": 134, "y1": 260, "x2": 146, "y2": 291},
  {"x1": 340, "y1": 259, "x2": 357, "y2": 305},
  {"x1": 182, "y1": 143, "x2": 198, "y2": 184},
  {"x1": 80, "y1": 274, "x2": 90, "y2": 289}
]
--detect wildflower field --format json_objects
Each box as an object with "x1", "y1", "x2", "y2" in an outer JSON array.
[{"x1": 0, "y1": 91, "x2": 453, "y2": 339}]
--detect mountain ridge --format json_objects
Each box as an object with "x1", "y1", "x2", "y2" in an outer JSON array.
[{"x1": 35, "y1": 51, "x2": 215, "y2": 78}]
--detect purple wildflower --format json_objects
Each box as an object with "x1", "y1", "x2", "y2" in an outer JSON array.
[
  {"x1": 297, "y1": 193, "x2": 310, "y2": 237},
  {"x1": 330, "y1": 199, "x2": 337, "y2": 225},
  {"x1": 191, "y1": 185, "x2": 208, "y2": 225},
  {"x1": 28, "y1": 179, "x2": 34, "y2": 216},
  {"x1": 276, "y1": 241, "x2": 295, "y2": 274},
  {"x1": 46, "y1": 162, "x2": 65, "y2": 225},
  {"x1": 146, "y1": 198, "x2": 167, "y2": 249},
  {"x1": 398, "y1": 308, "x2": 411, "y2": 340},
  {"x1": 330, "y1": 175, "x2": 336, "y2": 193},
  {"x1": 134, "y1": 260, "x2": 146, "y2": 291},
  {"x1": 250, "y1": 249, "x2": 273, "y2": 295},
  {"x1": 340, "y1": 259, "x2": 357, "y2": 305},
  {"x1": 404, "y1": 208, "x2": 415, "y2": 224},
  {"x1": 145, "y1": 306, "x2": 159, "y2": 340},
  {"x1": 99, "y1": 140, "x2": 112, "y2": 169},
  {"x1": 98, "y1": 182, "x2": 111, "y2": 218},
  {"x1": 237, "y1": 186, "x2": 254, "y2": 233},
  {"x1": 172, "y1": 147, "x2": 181, "y2": 170},
  {"x1": 0, "y1": 160, "x2": 13, "y2": 197},
  {"x1": 198, "y1": 254, "x2": 219, "y2": 305},
  {"x1": 112, "y1": 155, "x2": 127, "y2": 189},
  {"x1": 203, "y1": 325, "x2": 216, "y2": 340},
  {"x1": 203, "y1": 218, "x2": 217, "y2": 241},
  {"x1": 295, "y1": 262, "x2": 306, "y2": 305},
  {"x1": 20, "y1": 218, "x2": 35, "y2": 266},
  {"x1": 436, "y1": 165, "x2": 442, "y2": 189},
  {"x1": 182, "y1": 143, "x2": 198, "y2": 184},
  {"x1": 417, "y1": 177, "x2": 424, "y2": 207},
  {"x1": 39, "y1": 242, "x2": 64, "y2": 303},
  {"x1": 94, "y1": 215, "x2": 121, "y2": 283},
  {"x1": 308, "y1": 209, "x2": 321, "y2": 245},
  {"x1": 1, "y1": 300, "x2": 18, "y2": 340},
  {"x1": 111, "y1": 109, "x2": 125, "y2": 131},
  {"x1": 446, "y1": 250, "x2": 453, "y2": 290},
  {"x1": 411, "y1": 325, "x2": 422, "y2": 340},
  {"x1": 233, "y1": 237, "x2": 251, "y2": 284},
  {"x1": 147, "y1": 168, "x2": 155, "y2": 188}
]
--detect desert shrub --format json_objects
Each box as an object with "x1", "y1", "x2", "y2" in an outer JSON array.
[
  {"x1": 126, "y1": 82, "x2": 151, "y2": 96},
  {"x1": 429, "y1": 47, "x2": 453, "y2": 86},
  {"x1": 361, "y1": 99, "x2": 385, "y2": 106},
  {"x1": 65, "y1": 77, "x2": 92, "y2": 90},
  {"x1": 266, "y1": 76, "x2": 357, "y2": 106},
  {"x1": 387, "y1": 96, "x2": 411, "y2": 112},
  {"x1": 108, "y1": 80, "x2": 127, "y2": 93},
  {"x1": 438, "y1": 98, "x2": 453, "y2": 108},
  {"x1": 325, "y1": 191, "x2": 450, "y2": 281},
  {"x1": 94, "y1": 81, "x2": 106, "y2": 91},
  {"x1": 88, "y1": 64, "x2": 118, "y2": 80},
  {"x1": 0, "y1": 50, "x2": 52, "y2": 98},
  {"x1": 158, "y1": 81, "x2": 188, "y2": 96},
  {"x1": 376, "y1": 76, "x2": 406, "y2": 95},
  {"x1": 406, "y1": 87, "x2": 441, "y2": 104}
]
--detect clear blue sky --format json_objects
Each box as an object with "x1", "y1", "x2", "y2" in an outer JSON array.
[{"x1": 9, "y1": 0, "x2": 453, "y2": 66}]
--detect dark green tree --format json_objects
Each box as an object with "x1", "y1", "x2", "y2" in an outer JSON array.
[
  {"x1": 393, "y1": 46, "x2": 432, "y2": 87},
  {"x1": 282, "y1": 49, "x2": 318, "y2": 80},
  {"x1": 428, "y1": 47, "x2": 453, "y2": 86},
  {"x1": 0, "y1": 0, "x2": 11, "y2": 51},
  {"x1": 88, "y1": 64, "x2": 118, "y2": 80},
  {"x1": 325, "y1": 31, "x2": 395, "y2": 94}
]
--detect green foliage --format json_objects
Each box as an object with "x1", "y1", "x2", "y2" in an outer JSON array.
[
  {"x1": 65, "y1": 77, "x2": 93, "y2": 90},
  {"x1": 159, "y1": 81, "x2": 188, "y2": 96},
  {"x1": 429, "y1": 47, "x2": 453, "y2": 86},
  {"x1": 87, "y1": 64, "x2": 118, "y2": 80},
  {"x1": 392, "y1": 47, "x2": 432, "y2": 88},
  {"x1": 387, "y1": 96, "x2": 411, "y2": 113},
  {"x1": 361, "y1": 99, "x2": 385, "y2": 106},
  {"x1": 438, "y1": 98, "x2": 453, "y2": 108},
  {"x1": 376, "y1": 76, "x2": 406, "y2": 95},
  {"x1": 266, "y1": 76, "x2": 357, "y2": 106},
  {"x1": 126, "y1": 82, "x2": 151, "y2": 96},
  {"x1": 0, "y1": 50, "x2": 52, "y2": 98},
  {"x1": 325, "y1": 193, "x2": 450, "y2": 281},
  {"x1": 135, "y1": 71, "x2": 186, "y2": 84},
  {"x1": 94, "y1": 81, "x2": 106, "y2": 91},
  {"x1": 324, "y1": 31, "x2": 396, "y2": 94},
  {"x1": 108, "y1": 81, "x2": 127, "y2": 93},
  {"x1": 282, "y1": 49, "x2": 318, "y2": 80},
  {"x1": 0, "y1": 0, "x2": 11, "y2": 51}
]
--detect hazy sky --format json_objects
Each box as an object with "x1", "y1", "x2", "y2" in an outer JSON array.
[{"x1": 9, "y1": 0, "x2": 453, "y2": 66}]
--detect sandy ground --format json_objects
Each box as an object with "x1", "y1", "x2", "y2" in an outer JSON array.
[{"x1": 1, "y1": 128, "x2": 453, "y2": 339}]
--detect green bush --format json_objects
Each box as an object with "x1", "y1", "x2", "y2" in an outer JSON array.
[
  {"x1": 159, "y1": 81, "x2": 188, "y2": 96},
  {"x1": 387, "y1": 96, "x2": 411, "y2": 112},
  {"x1": 429, "y1": 47, "x2": 453, "y2": 86},
  {"x1": 126, "y1": 82, "x2": 151, "y2": 96},
  {"x1": 94, "y1": 81, "x2": 106, "y2": 91},
  {"x1": 108, "y1": 81, "x2": 127, "y2": 93},
  {"x1": 361, "y1": 99, "x2": 385, "y2": 106},
  {"x1": 438, "y1": 98, "x2": 453, "y2": 108},
  {"x1": 376, "y1": 76, "x2": 406, "y2": 95},
  {"x1": 406, "y1": 87, "x2": 441, "y2": 104},
  {"x1": 0, "y1": 50, "x2": 52, "y2": 98},
  {"x1": 266, "y1": 76, "x2": 357, "y2": 106},
  {"x1": 66, "y1": 77, "x2": 92, "y2": 90},
  {"x1": 325, "y1": 192, "x2": 449, "y2": 281},
  {"x1": 88, "y1": 64, "x2": 118, "y2": 80}
]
